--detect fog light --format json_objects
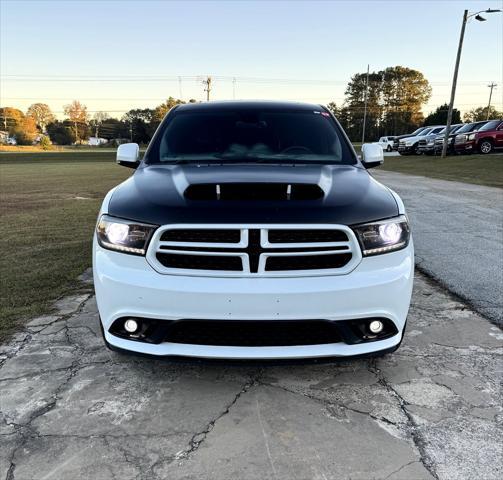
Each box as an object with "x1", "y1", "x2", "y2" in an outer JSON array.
[
  {"x1": 369, "y1": 320, "x2": 384, "y2": 334},
  {"x1": 124, "y1": 319, "x2": 139, "y2": 333}
]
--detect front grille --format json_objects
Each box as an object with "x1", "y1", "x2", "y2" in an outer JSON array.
[
  {"x1": 156, "y1": 253, "x2": 243, "y2": 271},
  {"x1": 265, "y1": 253, "x2": 352, "y2": 271},
  {"x1": 148, "y1": 225, "x2": 359, "y2": 276},
  {"x1": 268, "y1": 229, "x2": 348, "y2": 243},
  {"x1": 165, "y1": 320, "x2": 341, "y2": 346},
  {"x1": 160, "y1": 229, "x2": 241, "y2": 243}
]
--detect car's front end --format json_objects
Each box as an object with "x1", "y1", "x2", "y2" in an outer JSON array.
[
  {"x1": 397, "y1": 136, "x2": 420, "y2": 154},
  {"x1": 418, "y1": 135, "x2": 436, "y2": 155},
  {"x1": 454, "y1": 132, "x2": 476, "y2": 153},
  {"x1": 93, "y1": 101, "x2": 413, "y2": 360}
]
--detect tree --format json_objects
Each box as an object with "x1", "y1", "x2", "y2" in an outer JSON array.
[
  {"x1": 122, "y1": 108, "x2": 155, "y2": 144},
  {"x1": 152, "y1": 97, "x2": 185, "y2": 126},
  {"x1": 63, "y1": 100, "x2": 89, "y2": 143},
  {"x1": 90, "y1": 111, "x2": 111, "y2": 137},
  {"x1": 11, "y1": 117, "x2": 38, "y2": 145},
  {"x1": 95, "y1": 118, "x2": 128, "y2": 140},
  {"x1": 47, "y1": 121, "x2": 76, "y2": 145},
  {"x1": 0, "y1": 107, "x2": 25, "y2": 132},
  {"x1": 339, "y1": 66, "x2": 432, "y2": 141},
  {"x1": 463, "y1": 105, "x2": 503, "y2": 122},
  {"x1": 424, "y1": 103, "x2": 461, "y2": 126},
  {"x1": 26, "y1": 103, "x2": 55, "y2": 132}
]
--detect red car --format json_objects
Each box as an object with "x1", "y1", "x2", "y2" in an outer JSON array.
[{"x1": 454, "y1": 119, "x2": 503, "y2": 154}]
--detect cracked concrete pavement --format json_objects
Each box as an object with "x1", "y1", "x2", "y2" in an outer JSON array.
[
  {"x1": 373, "y1": 170, "x2": 503, "y2": 326},
  {"x1": 1, "y1": 271, "x2": 502, "y2": 480}
]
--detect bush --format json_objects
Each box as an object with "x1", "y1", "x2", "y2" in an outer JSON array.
[
  {"x1": 39, "y1": 135, "x2": 52, "y2": 150},
  {"x1": 11, "y1": 127, "x2": 33, "y2": 146}
]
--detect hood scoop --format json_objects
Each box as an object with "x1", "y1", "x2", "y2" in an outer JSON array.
[{"x1": 184, "y1": 183, "x2": 324, "y2": 201}]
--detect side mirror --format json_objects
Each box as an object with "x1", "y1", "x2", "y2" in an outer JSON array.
[
  {"x1": 361, "y1": 143, "x2": 384, "y2": 169},
  {"x1": 117, "y1": 143, "x2": 140, "y2": 168}
]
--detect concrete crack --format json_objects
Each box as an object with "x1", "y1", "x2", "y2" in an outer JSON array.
[
  {"x1": 382, "y1": 460, "x2": 419, "y2": 480},
  {"x1": 179, "y1": 369, "x2": 263, "y2": 460},
  {"x1": 368, "y1": 358, "x2": 440, "y2": 480}
]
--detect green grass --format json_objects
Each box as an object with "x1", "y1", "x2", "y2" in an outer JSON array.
[
  {"x1": 0, "y1": 151, "x2": 130, "y2": 340},
  {"x1": 378, "y1": 153, "x2": 503, "y2": 188}
]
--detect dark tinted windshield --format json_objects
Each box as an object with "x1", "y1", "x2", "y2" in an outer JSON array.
[
  {"x1": 147, "y1": 109, "x2": 355, "y2": 165},
  {"x1": 456, "y1": 122, "x2": 486, "y2": 133},
  {"x1": 411, "y1": 127, "x2": 426, "y2": 135},
  {"x1": 478, "y1": 120, "x2": 502, "y2": 131}
]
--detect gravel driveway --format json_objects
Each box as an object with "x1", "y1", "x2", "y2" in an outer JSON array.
[
  {"x1": 373, "y1": 170, "x2": 503, "y2": 326},
  {"x1": 1, "y1": 271, "x2": 501, "y2": 480}
]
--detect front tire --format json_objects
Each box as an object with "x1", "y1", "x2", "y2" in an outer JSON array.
[
  {"x1": 412, "y1": 143, "x2": 420, "y2": 155},
  {"x1": 386, "y1": 145, "x2": 392, "y2": 152},
  {"x1": 479, "y1": 139, "x2": 493, "y2": 154}
]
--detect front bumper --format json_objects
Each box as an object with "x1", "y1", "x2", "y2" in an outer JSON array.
[
  {"x1": 93, "y1": 241, "x2": 414, "y2": 359},
  {"x1": 454, "y1": 141, "x2": 474, "y2": 153},
  {"x1": 397, "y1": 145, "x2": 415, "y2": 154},
  {"x1": 418, "y1": 144, "x2": 434, "y2": 154}
]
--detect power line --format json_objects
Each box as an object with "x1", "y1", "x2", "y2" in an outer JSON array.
[{"x1": 0, "y1": 73, "x2": 495, "y2": 87}]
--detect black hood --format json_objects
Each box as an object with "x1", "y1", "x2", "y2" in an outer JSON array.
[{"x1": 107, "y1": 164, "x2": 398, "y2": 225}]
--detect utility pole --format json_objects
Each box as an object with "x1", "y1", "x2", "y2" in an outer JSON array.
[
  {"x1": 442, "y1": 10, "x2": 467, "y2": 158},
  {"x1": 178, "y1": 76, "x2": 183, "y2": 99},
  {"x1": 486, "y1": 82, "x2": 497, "y2": 120},
  {"x1": 361, "y1": 64, "x2": 370, "y2": 144},
  {"x1": 441, "y1": 8, "x2": 501, "y2": 158},
  {"x1": 233, "y1": 77, "x2": 236, "y2": 100},
  {"x1": 202, "y1": 76, "x2": 212, "y2": 101}
]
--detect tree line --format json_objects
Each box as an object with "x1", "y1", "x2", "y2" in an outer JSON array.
[{"x1": 1, "y1": 66, "x2": 501, "y2": 146}]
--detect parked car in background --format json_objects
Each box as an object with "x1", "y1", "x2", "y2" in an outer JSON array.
[
  {"x1": 398, "y1": 126, "x2": 444, "y2": 155},
  {"x1": 453, "y1": 120, "x2": 490, "y2": 154},
  {"x1": 374, "y1": 136, "x2": 396, "y2": 152},
  {"x1": 392, "y1": 127, "x2": 429, "y2": 151},
  {"x1": 418, "y1": 125, "x2": 460, "y2": 155},
  {"x1": 454, "y1": 119, "x2": 503, "y2": 155},
  {"x1": 433, "y1": 124, "x2": 465, "y2": 155}
]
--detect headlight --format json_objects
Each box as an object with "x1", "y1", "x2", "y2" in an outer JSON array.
[
  {"x1": 467, "y1": 133, "x2": 476, "y2": 141},
  {"x1": 405, "y1": 141, "x2": 413, "y2": 146},
  {"x1": 96, "y1": 215, "x2": 157, "y2": 255},
  {"x1": 352, "y1": 215, "x2": 410, "y2": 256}
]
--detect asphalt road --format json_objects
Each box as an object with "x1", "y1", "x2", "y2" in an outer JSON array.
[
  {"x1": 374, "y1": 170, "x2": 503, "y2": 326},
  {"x1": 1, "y1": 271, "x2": 502, "y2": 480}
]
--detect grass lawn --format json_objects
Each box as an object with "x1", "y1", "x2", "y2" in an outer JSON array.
[
  {"x1": 378, "y1": 153, "x2": 503, "y2": 188},
  {"x1": 0, "y1": 151, "x2": 130, "y2": 340}
]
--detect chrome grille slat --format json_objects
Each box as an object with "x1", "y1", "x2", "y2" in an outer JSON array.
[{"x1": 146, "y1": 224, "x2": 361, "y2": 277}]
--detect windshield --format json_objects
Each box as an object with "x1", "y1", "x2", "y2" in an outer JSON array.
[
  {"x1": 478, "y1": 120, "x2": 501, "y2": 131},
  {"x1": 419, "y1": 128, "x2": 432, "y2": 136},
  {"x1": 411, "y1": 127, "x2": 425, "y2": 135},
  {"x1": 456, "y1": 122, "x2": 486, "y2": 134},
  {"x1": 147, "y1": 109, "x2": 355, "y2": 165}
]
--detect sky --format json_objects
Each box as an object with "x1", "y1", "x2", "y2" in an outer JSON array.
[{"x1": 1, "y1": 0, "x2": 502, "y2": 119}]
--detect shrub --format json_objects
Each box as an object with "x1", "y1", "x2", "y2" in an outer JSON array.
[
  {"x1": 11, "y1": 127, "x2": 33, "y2": 146},
  {"x1": 39, "y1": 135, "x2": 52, "y2": 150}
]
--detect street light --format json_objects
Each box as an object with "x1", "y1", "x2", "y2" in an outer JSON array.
[{"x1": 441, "y1": 8, "x2": 502, "y2": 158}]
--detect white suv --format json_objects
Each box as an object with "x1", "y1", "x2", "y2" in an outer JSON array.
[{"x1": 93, "y1": 101, "x2": 414, "y2": 360}]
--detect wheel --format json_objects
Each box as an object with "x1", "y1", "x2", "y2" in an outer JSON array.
[
  {"x1": 479, "y1": 139, "x2": 493, "y2": 154},
  {"x1": 386, "y1": 145, "x2": 392, "y2": 152},
  {"x1": 412, "y1": 143, "x2": 420, "y2": 155}
]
